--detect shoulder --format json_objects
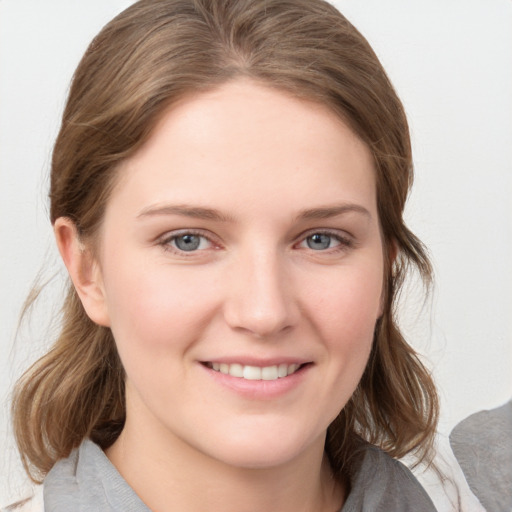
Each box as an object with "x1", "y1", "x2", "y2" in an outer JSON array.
[
  {"x1": 359, "y1": 443, "x2": 431, "y2": 490},
  {"x1": 342, "y1": 443, "x2": 436, "y2": 512},
  {"x1": 451, "y1": 399, "x2": 512, "y2": 446},
  {"x1": 450, "y1": 400, "x2": 512, "y2": 511},
  {"x1": 1, "y1": 485, "x2": 44, "y2": 512}
]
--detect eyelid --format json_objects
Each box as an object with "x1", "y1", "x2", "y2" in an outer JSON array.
[{"x1": 297, "y1": 228, "x2": 354, "y2": 242}]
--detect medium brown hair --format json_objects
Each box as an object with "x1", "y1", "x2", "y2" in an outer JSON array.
[{"x1": 12, "y1": 0, "x2": 438, "y2": 482}]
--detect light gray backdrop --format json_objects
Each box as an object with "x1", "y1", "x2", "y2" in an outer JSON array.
[{"x1": 1, "y1": 0, "x2": 511, "y2": 505}]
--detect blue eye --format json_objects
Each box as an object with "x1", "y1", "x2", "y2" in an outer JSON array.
[
  {"x1": 170, "y1": 233, "x2": 211, "y2": 252},
  {"x1": 305, "y1": 233, "x2": 340, "y2": 250}
]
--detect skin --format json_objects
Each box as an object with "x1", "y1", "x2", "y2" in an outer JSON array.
[{"x1": 55, "y1": 79, "x2": 385, "y2": 512}]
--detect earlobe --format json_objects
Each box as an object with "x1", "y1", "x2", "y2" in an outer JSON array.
[{"x1": 54, "y1": 218, "x2": 111, "y2": 327}]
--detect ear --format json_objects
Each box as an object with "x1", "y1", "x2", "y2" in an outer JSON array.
[
  {"x1": 379, "y1": 239, "x2": 398, "y2": 318},
  {"x1": 54, "y1": 217, "x2": 111, "y2": 327},
  {"x1": 388, "y1": 239, "x2": 399, "y2": 265}
]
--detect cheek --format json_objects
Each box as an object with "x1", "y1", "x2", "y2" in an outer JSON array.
[
  {"x1": 294, "y1": 264, "x2": 383, "y2": 427},
  {"x1": 307, "y1": 263, "x2": 382, "y2": 386},
  {"x1": 316, "y1": 265, "x2": 383, "y2": 400},
  {"x1": 310, "y1": 263, "x2": 383, "y2": 343},
  {"x1": 101, "y1": 257, "x2": 220, "y2": 357}
]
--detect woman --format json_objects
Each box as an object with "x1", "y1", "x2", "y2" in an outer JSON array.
[{"x1": 8, "y1": 0, "x2": 439, "y2": 510}]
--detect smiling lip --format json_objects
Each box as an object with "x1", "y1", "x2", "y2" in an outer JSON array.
[
  {"x1": 204, "y1": 361, "x2": 302, "y2": 380},
  {"x1": 200, "y1": 359, "x2": 312, "y2": 399}
]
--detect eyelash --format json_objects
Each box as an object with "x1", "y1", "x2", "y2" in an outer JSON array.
[{"x1": 158, "y1": 229, "x2": 354, "y2": 256}]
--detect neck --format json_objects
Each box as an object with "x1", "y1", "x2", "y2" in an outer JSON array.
[{"x1": 106, "y1": 420, "x2": 344, "y2": 512}]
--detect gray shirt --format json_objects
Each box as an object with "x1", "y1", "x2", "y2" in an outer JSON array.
[
  {"x1": 450, "y1": 399, "x2": 512, "y2": 512},
  {"x1": 43, "y1": 439, "x2": 436, "y2": 511}
]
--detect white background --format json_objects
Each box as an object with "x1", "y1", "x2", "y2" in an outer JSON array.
[{"x1": 1, "y1": 0, "x2": 511, "y2": 505}]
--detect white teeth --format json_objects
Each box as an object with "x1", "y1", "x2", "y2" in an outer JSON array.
[
  {"x1": 243, "y1": 366, "x2": 261, "y2": 380},
  {"x1": 261, "y1": 366, "x2": 278, "y2": 380},
  {"x1": 288, "y1": 363, "x2": 299, "y2": 374},
  {"x1": 229, "y1": 363, "x2": 244, "y2": 378},
  {"x1": 209, "y1": 362, "x2": 302, "y2": 380}
]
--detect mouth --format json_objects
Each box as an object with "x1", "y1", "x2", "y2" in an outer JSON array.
[{"x1": 202, "y1": 362, "x2": 308, "y2": 381}]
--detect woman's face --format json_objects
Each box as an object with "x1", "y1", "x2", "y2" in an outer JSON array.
[{"x1": 91, "y1": 79, "x2": 384, "y2": 468}]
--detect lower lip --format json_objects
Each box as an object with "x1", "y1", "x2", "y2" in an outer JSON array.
[{"x1": 200, "y1": 363, "x2": 311, "y2": 400}]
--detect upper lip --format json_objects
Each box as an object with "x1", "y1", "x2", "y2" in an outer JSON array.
[{"x1": 200, "y1": 357, "x2": 312, "y2": 367}]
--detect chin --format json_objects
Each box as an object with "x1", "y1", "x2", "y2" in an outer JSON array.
[
  {"x1": 191, "y1": 419, "x2": 325, "y2": 470},
  {"x1": 209, "y1": 443, "x2": 307, "y2": 470}
]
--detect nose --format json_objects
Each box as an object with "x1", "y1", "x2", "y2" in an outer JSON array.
[{"x1": 223, "y1": 247, "x2": 299, "y2": 339}]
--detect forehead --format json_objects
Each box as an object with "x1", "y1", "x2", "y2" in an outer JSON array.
[{"x1": 109, "y1": 79, "x2": 377, "y2": 222}]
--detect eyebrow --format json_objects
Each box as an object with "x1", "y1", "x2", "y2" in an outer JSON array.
[
  {"x1": 137, "y1": 204, "x2": 235, "y2": 222},
  {"x1": 137, "y1": 202, "x2": 371, "y2": 222},
  {"x1": 295, "y1": 204, "x2": 372, "y2": 221}
]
